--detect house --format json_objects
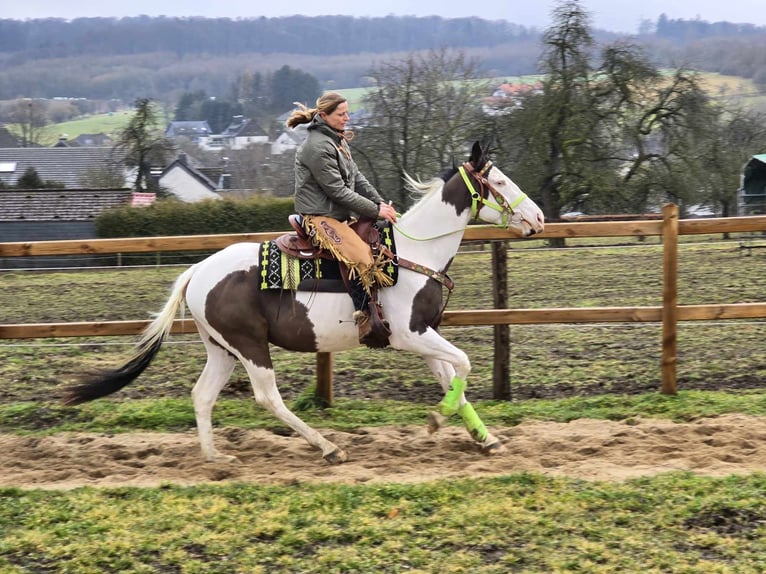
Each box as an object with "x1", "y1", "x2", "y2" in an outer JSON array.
[
  {"x1": 739, "y1": 154, "x2": 766, "y2": 215},
  {"x1": 0, "y1": 188, "x2": 133, "y2": 268},
  {"x1": 0, "y1": 147, "x2": 129, "y2": 189},
  {"x1": 158, "y1": 153, "x2": 222, "y2": 202},
  {"x1": 482, "y1": 81, "x2": 544, "y2": 115},
  {"x1": 271, "y1": 124, "x2": 308, "y2": 155},
  {"x1": 165, "y1": 120, "x2": 213, "y2": 143},
  {"x1": 269, "y1": 108, "x2": 369, "y2": 156},
  {"x1": 198, "y1": 116, "x2": 268, "y2": 151}
]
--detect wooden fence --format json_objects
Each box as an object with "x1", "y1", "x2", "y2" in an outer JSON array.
[{"x1": 2, "y1": 204, "x2": 766, "y2": 401}]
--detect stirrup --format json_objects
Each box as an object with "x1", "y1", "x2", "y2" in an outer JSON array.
[{"x1": 354, "y1": 306, "x2": 390, "y2": 348}]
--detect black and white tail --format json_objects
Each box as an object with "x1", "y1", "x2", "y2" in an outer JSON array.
[{"x1": 62, "y1": 265, "x2": 197, "y2": 405}]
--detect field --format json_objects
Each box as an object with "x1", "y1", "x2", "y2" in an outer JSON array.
[
  {"x1": 29, "y1": 72, "x2": 763, "y2": 145},
  {"x1": 1, "y1": 235, "x2": 766, "y2": 571}
]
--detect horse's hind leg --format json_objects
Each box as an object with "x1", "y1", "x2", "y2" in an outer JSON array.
[
  {"x1": 241, "y1": 359, "x2": 347, "y2": 464},
  {"x1": 192, "y1": 334, "x2": 238, "y2": 463},
  {"x1": 424, "y1": 357, "x2": 504, "y2": 454}
]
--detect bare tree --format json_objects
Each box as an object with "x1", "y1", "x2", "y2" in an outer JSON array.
[
  {"x1": 8, "y1": 99, "x2": 48, "y2": 147},
  {"x1": 494, "y1": 0, "x2": 718, "y2": 227},
  {"x1": 354, "y1": 49, "x2": 489, "y2": 207}
]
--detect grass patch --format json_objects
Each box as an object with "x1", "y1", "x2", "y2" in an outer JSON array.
[
  {"x1": 1, "y1": 473, "x2": 765, "y2": 573},
  {"x1": 3, "y1": 390, "x2": 766, "y2": 435}
]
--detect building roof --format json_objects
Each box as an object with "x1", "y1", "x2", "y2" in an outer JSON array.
[
  {"x1": 165, "y1": 121, "x2": 213, "y2": 138},
  {"x1": 221, "y1": 116, "x2": 267, "y2": 138},
  {"x1": 160, "y1": 157, "x2": 219, "y2": 192},
  {"x1": 0, "y1": 188, "x2": 133, "y2": 221},
  {"x1": 0, "y1": 147, "x2": 125, "y2": 188},
  {"x1": 276, "y1": 124, "x2": 308, "y2": 145}
]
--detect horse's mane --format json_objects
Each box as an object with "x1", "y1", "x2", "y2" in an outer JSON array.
[
  {"x1": 400, "y1": 164, "x2": 460, "y2": 218},
  {"x1": 402, "y1": 164, "x2": 458, "y2": 196},
  {"x1": 402, "y1": 173, "x2": 445, "y2": 198}
]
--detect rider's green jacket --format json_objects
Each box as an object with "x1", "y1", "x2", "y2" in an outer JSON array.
[{"x1": 294, "y1": 115, "x2": 384, "y2": 221}]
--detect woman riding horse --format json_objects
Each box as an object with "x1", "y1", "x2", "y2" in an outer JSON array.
[
  {"x1": 285, "y1": 92, "x2": 398, "y2": 347},
  {"x1": 63, "y1": 140, "x2": 545, "y2": 465}
]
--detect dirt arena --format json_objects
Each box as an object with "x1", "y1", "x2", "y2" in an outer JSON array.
[{"x1": 2, "y1": 413, "x2": 765, "y2": 489}]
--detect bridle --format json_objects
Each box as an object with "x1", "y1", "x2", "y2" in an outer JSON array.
[{"x1": 458, "y1": 160, "x2": 528, "y2": 227}]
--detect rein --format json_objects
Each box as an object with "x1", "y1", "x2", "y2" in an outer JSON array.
[{"x1": 378, "y1": 244, "x2": 454, "y2": 319}]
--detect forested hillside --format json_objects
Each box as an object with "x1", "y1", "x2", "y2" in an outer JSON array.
[
  {"x1": 0, "y1": 16, "x2": 545, "y2": 101},
  {"x1": 0, "y1": 15, "x2": 765, "y2": 102},
  {"x1": 0, "y1": 16, "x2": 535, "y2": 57}
]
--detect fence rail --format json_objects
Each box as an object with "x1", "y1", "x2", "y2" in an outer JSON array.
[{"x1": 3, "y1": 205, "x2": 766, "y2": 400}]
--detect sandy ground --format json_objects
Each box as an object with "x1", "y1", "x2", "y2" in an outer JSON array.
[{"x1": 2, "y1": 413, "x2": 766, "y2": 490}]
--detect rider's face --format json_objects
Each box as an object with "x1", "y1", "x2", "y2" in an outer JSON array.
[{"x1": 321, "y1": 102, "x2": 349, "y2": 132}]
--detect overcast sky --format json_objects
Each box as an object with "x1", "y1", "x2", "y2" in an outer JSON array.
[{"x1": 4, "y1": 0, "x2": 765, "y2": 34}]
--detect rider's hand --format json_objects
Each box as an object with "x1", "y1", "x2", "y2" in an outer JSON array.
[{"x1": 378, "y1": 201, "x2": 398, "y2": 223}]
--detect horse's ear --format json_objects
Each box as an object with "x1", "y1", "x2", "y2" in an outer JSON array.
[
  {"x1": 469, "y1": 141, "x2": 483, "y2": 164},
  {"x1": 470, "y1": 139, "x2": 492, "y2": 167}
]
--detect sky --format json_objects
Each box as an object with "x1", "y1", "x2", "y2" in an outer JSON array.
[{"x1": 3, "y1": 0, "x2": 765, "y2": 34}]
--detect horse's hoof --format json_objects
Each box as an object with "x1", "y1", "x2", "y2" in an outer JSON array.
[
  {"x1": 480, "y1": 435, "x2": 506, "y2": 455},
  {"x1": 427, "y1": 411, "x2": 446, "y2": 434},
  {"x1": 205, "y1": 453, "x2": 240, "y2": 464},
  {"x1": 323, "y1": 447, "x2": 347, "y2": 465}
]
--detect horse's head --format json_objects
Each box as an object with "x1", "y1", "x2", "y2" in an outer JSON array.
[{"x1": 457, "y1": 141, "x2": 544, "y2": 237}]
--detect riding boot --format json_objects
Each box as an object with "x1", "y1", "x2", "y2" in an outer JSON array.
[{"x1": 349, "y1": 279, "x2": 390, "y2": 348}]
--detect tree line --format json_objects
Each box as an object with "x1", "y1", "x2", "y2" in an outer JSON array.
[
  {"x1": 1, "y1": 13, "x2": 766, "y2": 101},
  {"x1": 0, "y1": 15, "x2": 534, "y2": 58}
]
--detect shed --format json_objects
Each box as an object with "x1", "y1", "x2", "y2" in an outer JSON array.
[{"x1": 740, "y1": 154, "x2": 766, "y2": 215}]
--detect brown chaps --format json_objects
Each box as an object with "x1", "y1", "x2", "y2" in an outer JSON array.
[{"x1": 302, "y1": 215, "x2": 392, "y2": 294}]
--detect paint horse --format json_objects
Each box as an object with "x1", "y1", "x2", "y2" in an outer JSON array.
[{"x1": 64, "y1": 141, "x2": 544, "y2": 464}]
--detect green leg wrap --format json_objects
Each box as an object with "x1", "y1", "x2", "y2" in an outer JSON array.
[
  {"x1": 438, "y1": 376, "x2": 466, "y2": 417},
  {"x1": 458, "y1": 402, "x2": 488, "y2": 442}
]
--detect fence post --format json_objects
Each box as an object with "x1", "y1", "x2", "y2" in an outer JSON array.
[
  {"x1": 661, "y1": 203, "x2": 679, "y2": 394},
  {"x1": 316, "y1": 352, "x2": 334, "y2": 405},
  {"x1": 492, "y1": 240, "x2": 511, "y2": 400}
]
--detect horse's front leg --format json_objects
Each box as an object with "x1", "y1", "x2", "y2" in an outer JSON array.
[
  {"x1": 389, "y1": 318, "x2": 503, "y2": 453},
  {"x1": 423, "y1": 357, "x2": 504, "y2": 454}
]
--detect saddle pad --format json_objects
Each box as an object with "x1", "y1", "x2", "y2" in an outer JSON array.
[
  {"x1": 259, "y1": 240, "x2": 343, "y2": 291},
  {"x1": 258, "y1": 222, "x2": 398, "y2": 292}
]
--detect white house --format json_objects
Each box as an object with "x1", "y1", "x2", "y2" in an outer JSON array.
[
  {"x1": 158, "y1": 154, "x2": 221, "y2": 202},
  {"x1": 271, "y1": 124, "x2": 308, "y2": 155}
]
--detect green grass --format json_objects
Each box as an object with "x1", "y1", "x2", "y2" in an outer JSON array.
[
  {"x1": 15, "y1": 107, "x2": 172, "y2": 146},
  {"x1": 41, "y1": 110, "x2": 135, "y2": 143},
  {"x1": 2, "y1": 473, "x2": 765, "y2": 573},
  {"x1": 2, "y1": 390, "x2": 766, "y2": 436}
]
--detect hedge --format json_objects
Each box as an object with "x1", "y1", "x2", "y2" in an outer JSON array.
[{"x1": 95, "y1": 196, "x2": 295, "y2": 238}]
